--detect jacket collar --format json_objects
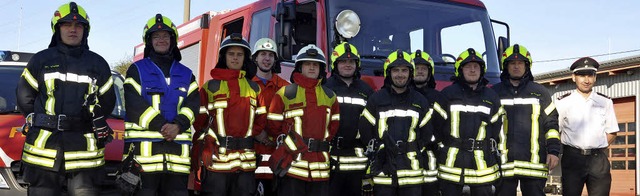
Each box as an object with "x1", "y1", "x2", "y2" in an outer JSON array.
[
  {"x1": 292, "y1": 72, "x2": 320, "y2": 88},
  {"x1": 211, "y1": 68, "x2": 245, "y2": 81},
  {"x1": 455, "y1": 77, "x2": 489, "y2": 93}
]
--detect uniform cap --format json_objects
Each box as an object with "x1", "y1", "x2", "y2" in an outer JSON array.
[{"x1": 570, "y1": 57, "x2": 599, "y2": 75}]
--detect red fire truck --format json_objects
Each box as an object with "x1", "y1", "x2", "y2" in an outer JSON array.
[
  {"x1": 133, "y1": 0, "x2": 510, "y2": 89},
  {"x1": 0, "y1": 50, "x2": 126, "y2": 195}
]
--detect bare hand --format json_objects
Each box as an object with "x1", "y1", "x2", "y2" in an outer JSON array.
[
  {"x1": 161, "y1": 123, "x2": 180, "y2": 141},
  {"x1": 547, "y1": 154, "x2": 559, "y2": 170}
]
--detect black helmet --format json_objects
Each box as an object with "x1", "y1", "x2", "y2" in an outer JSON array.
[{"x1": 215, "y1": 33, "x2": 256, "y2": 79}]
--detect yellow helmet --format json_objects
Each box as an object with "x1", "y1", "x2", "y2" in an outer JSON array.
[
  {"x1": 143, "y1": 14, "x2": 178, "y2": 44},
  {"x1": 330, "y1": 42, "x2": 360, "y2": 70},
  {"x1": 411, "y1": 49, "x2": 435, "y2": 76},
  {"x1": 454, "y1": 48, "x2": 486, "y2": 77},
  {"x1": 51, "y1": 2, "x2": 89, "y2": 33},
  {"x1": 501, "y1": 44, "x2": 532, "y2": 70},
  {"x1": 383, "y1": 50, "x2": 413, "y2": 77}
]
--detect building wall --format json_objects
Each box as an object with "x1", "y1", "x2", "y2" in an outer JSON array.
[{"x1": 540, "y1": 67, "x2": 640, "y2": 195}]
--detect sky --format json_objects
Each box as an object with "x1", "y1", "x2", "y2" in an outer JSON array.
[{"x1": 1, "y1": 0, "x2": 639, "y2": 75}]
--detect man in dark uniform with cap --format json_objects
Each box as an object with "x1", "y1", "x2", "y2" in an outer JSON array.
[{"x1": 555, "y1": 57, "x2": 619, "y2": 196}]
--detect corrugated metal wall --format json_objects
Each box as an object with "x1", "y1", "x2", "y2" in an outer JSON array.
[{"x1": 543, "y1": 68, "x2": 640, "y2": 100}]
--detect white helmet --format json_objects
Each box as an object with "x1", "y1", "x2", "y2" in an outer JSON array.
[
  {"x1": 295, "y1": 44, "x2": 326, "y2": 67},
  {"x1": 252, "y1": 38, "x2": 278, "y2": 58}
]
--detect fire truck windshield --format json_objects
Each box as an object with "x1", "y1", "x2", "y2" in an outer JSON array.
[
  {"x1": 327, "y1": 0, "x2": 501, "y2": 83},
  {"x1": 0, "y1": 66, "x2": 23, "y2": 114}
]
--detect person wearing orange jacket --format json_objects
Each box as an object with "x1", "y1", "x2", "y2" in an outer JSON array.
[
  {"x1": 267, "y1": 44, "x2": 340, "y2": 196},
  {"x1": 250, "y1": 37, "x2": 290, "y2": 196},
  {"x1": 192, "y1": 33, "x2": 265, "y2": 196}
]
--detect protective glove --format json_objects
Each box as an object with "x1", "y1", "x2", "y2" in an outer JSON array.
[
  {"x1": 91, "y1": 105, "x2": 113, "y2": 145},
  {"x1": 361, "y1": 178, "x2": 374, "y2": 196}
]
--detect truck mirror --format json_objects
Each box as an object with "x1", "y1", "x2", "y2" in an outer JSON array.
[
  {"x1": 497, "y1": 36, "x2": 509, "y2": 69},
  {"x1": 274, "y1": 1, "x2": 296, "y2": 22},
  {"x1": 275, "y1": 21, "x2": 293, "y2": 60},
  {"x1": 200, "y1": 13, "x2": 210, "y2": 29}
]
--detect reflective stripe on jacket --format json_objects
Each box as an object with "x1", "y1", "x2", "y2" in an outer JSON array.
[
  {"x1": 123, "y1": 58, "x2": 199, "y2": 174},
  {"x1": 325, "y1": 76, "x2": 374, "y2": 172},
  {"x1": 438, "y1": 80, "x2": 505, "y2": 185},
  {"x1": 359, "y1": 87, "x2": 434, "y2": 187},
  {"x1": 17, "y1": 45, "x2": 115, "y2": 172},
  {"x1": 267, "y1": 73, "x2": 340, "y2": 182},
  {"x1": 193, "y1": 68, "x2": 265, "y2": 173},
  {"x1": 492, "y1": 78, "x2": 560, "y2": 179}
]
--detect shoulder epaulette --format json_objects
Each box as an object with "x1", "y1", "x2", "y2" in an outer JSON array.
[
  {"x1": 596, "y1": 92, "x2": 611, "y2": 99},
  {"x1": 247, "y1": 80, "x2": 260, "y2": 92},
  {"x1": 321, "y1": 86, "x2": 336, "y2": 98},
  {"x1": 557, "y1": 92, "x2": 571, "y2": 100},
  {"x1": 206, "y1": 80, "x2": 221, "y2": 93},
  {"x1": 284, "y1": 84, "x2": 299, "y2": 100}
]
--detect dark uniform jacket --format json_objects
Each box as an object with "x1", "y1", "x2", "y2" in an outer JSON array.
[
  {"x1": 359, "y1": 86, "x2": 434, "y2": 187},
  {"x1": 492, "y1": 76, "x2": 560, "y2": 179},
  {"x1": 414, "y1": 85, "x2": 448, "y2": 183},
  {"x1": 438, "y1": 79, "x2": 504, "y2": 185},
  {"x1": 16, "y1": 43, "x2": 115, "y2": 172},
  {"x1": 325, "y1": 76, "x2": 374, "y2": 172}
]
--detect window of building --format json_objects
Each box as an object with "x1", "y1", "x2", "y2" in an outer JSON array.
[
  {"x1": 619, "y1": 123, "x2": 627, "y2": 132},
  {"x1": 629, "y1": 135, "x2": 636, "y2": 145},
  {"x1": 612, "y1": 148, "x2": 626, "y2": 157},
  {"x1": 628, "y1": 148, "x2": 636, "y2": 157},
  {"x1": 612, "y1": 161, "x2": 626, "y2": 170},
  {"x1": 629, "y1": 160, "x2": 636, "y2": 170},
  {"x1": 629, "y1": 122, "x2": 636, "y2": 132},
  {"x1": 613, "y1": 136, "x2": 626, "y2": 145}
]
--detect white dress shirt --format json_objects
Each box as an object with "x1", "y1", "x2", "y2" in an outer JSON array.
[{"x1": 555, "y1": 90, "x2": 619, "y2": 149}]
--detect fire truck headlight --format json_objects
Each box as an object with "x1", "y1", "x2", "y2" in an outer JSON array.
[{"x1": 335, "y1": 10, "x2": 360, "y2": 39}]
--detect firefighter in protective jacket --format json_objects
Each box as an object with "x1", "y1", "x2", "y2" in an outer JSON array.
[
  {"x1": 192, "y1": 33, "x2": 265, "y2": 196},
  {"x1": 267, "y1": 44, "x2": 340, "y2": 196},
  {"x1": 15, "y1": 2, "x2": 115, "y2": 195},
  {"x1": 438, "y1": 48, "x2": 505, "y2": 196},
  {"x1": 251, "y1": 37, "x2": 290, "y2": 196},
  {"x1": 359, "y1": 50, "x2": 434, "y2": 196},
  {"x1": 492, "y1": 44, "x2": 560, "y2": 196},
  {"x1": 411, "y1": 49, "x2": 447, "y2": 196},
  {"x1": 123, "y1": 14, "x2": 200, "y2": 195},
  {"x1": 325, "y1": 42, "x2": 374, "y2": 196}
]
